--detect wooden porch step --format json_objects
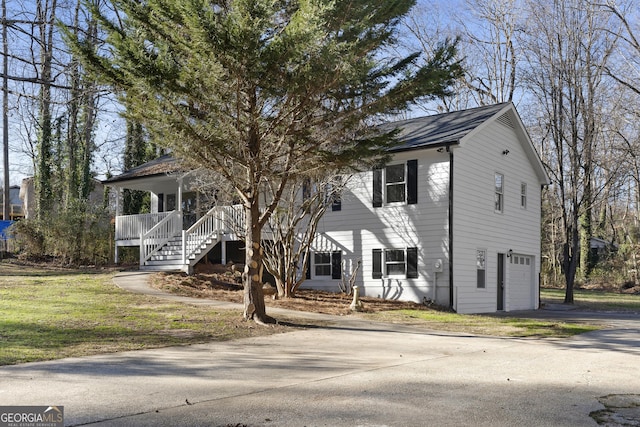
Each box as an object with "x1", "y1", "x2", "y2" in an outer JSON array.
[{"x1": 140, "y1": 263, "x2": 185, "y2": 272}]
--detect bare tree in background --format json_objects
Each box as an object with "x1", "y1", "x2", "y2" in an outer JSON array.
[{"x1": 521, "y1": 0, "x2": 617, "y2": 302}]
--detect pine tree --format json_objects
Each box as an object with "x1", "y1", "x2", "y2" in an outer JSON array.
[{"x1": 68, "y1": 0, "x2": 462, "y2": 323}]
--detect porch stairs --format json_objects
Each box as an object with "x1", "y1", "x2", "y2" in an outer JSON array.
[
  {"x1": 135, "y1": 206, "x2": 243, "y2": 274},
  {"x1": 141, "y1": 233, "x2": 220, "y2": 272}
]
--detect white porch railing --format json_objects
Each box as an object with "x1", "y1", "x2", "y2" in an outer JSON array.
[
  {"x1": 115, "y1": 212, "x2": 173, "y2": 241},
  {"x1": 115, "y1": 204, "x2": 247, "y2": 270},
  {"x1": 140, "y1": 210, "x2": 182, "y2": 265}
]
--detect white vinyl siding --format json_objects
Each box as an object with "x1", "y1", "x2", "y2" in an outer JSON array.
[
  {"x1": 452, "y1": 110, "x2": 542, "y2": 313},
  {"x1": 304, "y1": 150, "x2": 450, "y2": 305},
  {"x1": 303, "y1": 105, "x2": 544, "y2": 313}
]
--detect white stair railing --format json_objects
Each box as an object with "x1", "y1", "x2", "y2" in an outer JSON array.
[
  {"x1": 182, "y1": 205, "x2": 246, "y2": 265},
  {"x1": 140, "y1": 210, "x2": 182, "y2": 265}
]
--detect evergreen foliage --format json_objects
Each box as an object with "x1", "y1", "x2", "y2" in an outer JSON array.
[{"x1": 68, "y1": 0, "x2": 462, "y2": 322}]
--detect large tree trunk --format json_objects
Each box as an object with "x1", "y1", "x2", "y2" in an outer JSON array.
[{"x1": 243, "y1": 197, "x2": 274, "y2": 324}]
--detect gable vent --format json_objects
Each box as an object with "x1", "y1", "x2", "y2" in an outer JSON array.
[{"x1": 497, "y1": 113, "x2": 514, "y2": 129}]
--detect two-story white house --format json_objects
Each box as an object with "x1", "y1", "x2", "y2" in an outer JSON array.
[{"x1": 105, "y1": 102, "x2": 549, "y2": 313}]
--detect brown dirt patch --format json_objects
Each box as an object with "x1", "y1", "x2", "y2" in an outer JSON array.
[{"x1": 148, "y1": 264, "x2": 442, "y2": 316}]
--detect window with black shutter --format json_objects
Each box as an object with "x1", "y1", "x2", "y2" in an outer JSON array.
[
  {"x1": 372, "y1": 249, "x2": 382, "y2": 278},
  {"x1": 372, "y1": 160, "x2": 418, "y2": 207},
  {"x1": 407, "y1": 247, "x2": 418, "y2": 278},
  {"x1": 372, "y1": 247, "x2": 418, "y2": 279},
  {"x1": 373, "y1": 169, "x2": 383, "y2": 207},
  {"x1": 331, "y1": 251, "x2": 342, "y2": 279},
  {"x1": 407, "y1": 160, "x2": 418, "y2": 205}
]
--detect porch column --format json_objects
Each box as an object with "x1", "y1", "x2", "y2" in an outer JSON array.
[
  {"x1": 114, "y1": 186, "x2": 121, "y2": 264},
  {"x1": 177, "y1": 177, "x2": 183, "y2": 212},
  {"x1": 115, "y1": 186, "x2": 122, "y2": 216}
]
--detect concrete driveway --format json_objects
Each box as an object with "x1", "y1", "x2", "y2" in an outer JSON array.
[{"x1": 0, "y1": 272, "x2": 639, "y2": 426}]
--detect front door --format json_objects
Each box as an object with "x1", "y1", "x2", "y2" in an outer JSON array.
[{"x1": 497, "y1": 253, "x2": 505, "y2": 310}]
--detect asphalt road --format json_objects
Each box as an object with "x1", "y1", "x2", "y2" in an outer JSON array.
[{"x1": 0, "y1": 272, "x2": 639, "y2": 427}]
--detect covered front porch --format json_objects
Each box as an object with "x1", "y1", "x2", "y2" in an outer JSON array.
[{"x1": 104, "y1": 156, "x2": 244, "y2": 272}]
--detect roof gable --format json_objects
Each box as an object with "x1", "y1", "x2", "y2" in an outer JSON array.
[
  {"x1": 383, "y1": 103, "x2": 510, "y2": 151},
  {"x1": 383, "y1": 103, "x2": 549, "y2": 185}
]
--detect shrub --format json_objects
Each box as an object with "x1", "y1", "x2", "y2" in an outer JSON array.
[{"x1": 11, "y1": 201, "x2": 113, "y2": 266}]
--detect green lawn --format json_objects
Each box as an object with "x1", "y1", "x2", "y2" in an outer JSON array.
[
  {"x1": 0, "y1": 263, "x2": 288, "y2": 365},
  {"x1": 0, "y1": 262, "x2": 613, "y2": 366},
  {"x1": 541, "y1": 287, "x2": 640, "y2": 312},
  {"x1": 366, "y1": 309, "x2": 601, "y2": 337}
]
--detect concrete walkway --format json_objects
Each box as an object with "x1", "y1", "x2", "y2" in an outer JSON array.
[{"x1": 1, "y1": 272, "x2": 639, "y2": 426}]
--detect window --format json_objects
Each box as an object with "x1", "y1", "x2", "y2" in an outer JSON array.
[
  {"x1": 521, "y1": 182, "x2": 527, "y2": 209},
  {"x1": 314, "y1": 252, "x2": 331, "y2": 276},
  {"x1": 477, "y1": 249, "x2": 486, "y2": 288},
  {"x1": 373, "y1": 160, "x2": 418, "y2": 207},
  {"x1": 314, "y1": 251, "x2": 342, "y2": 279},
  {"x1": 304, "y1": 177, "x2": 343, "y2": 211},
  {"x1": 495, "y1": 173, "x2": 504, "y2": 213},
  {"x1": 386, "y1": 164, "x2": 406, "y2": 203},
  {"x1": 385, "y1": 249, "x2": 405, "y2": 276},
  {"x1": 372, "y1": 247, "x2": 418, "y2": 279}
]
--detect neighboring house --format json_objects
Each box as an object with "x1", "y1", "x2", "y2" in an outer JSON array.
[
  {"x1": 105, "y1": 102, "x2": 549, "y2": 314},
  {"x1": 0, "y1": 185, "x2": 24, "y2": 220},
  {"x1": 19, "y1": 177, "x2": 105, "y2": 219}
]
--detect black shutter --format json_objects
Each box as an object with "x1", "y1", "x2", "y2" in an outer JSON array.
[
  {"x1": 331, "y1": 251, "x2": 342, "y2": 279},
  {"x1": 372, "y1": 249, "x2": 382, "y2": 279},
  {"x1": 332, "y1": 176, "x2": 342, "y2": 211},
  {"x1": 406, "y1": 247, "x2": 418, "y2": 278},
  {"x1": 407, "y1": 159, "x2": 418, "y2": 205},
  {"x1": 305, "y1": 251, "x2": 311, "y2": 279},
  {"x1": 332, "y1": 196, "x2": 341, "y2": 211},
  {"x1": 373, "y1": 168, "x2": 383, "y2": 207},
  {"x1": 302, "y1": 179, "x2": 311, "y2": 201}
]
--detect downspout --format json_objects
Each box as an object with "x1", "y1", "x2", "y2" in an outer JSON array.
[
  {"x1": 448, "y1": 145, "x2": 455, "y2": 311},
  {"x1": 539, "y1": 184, "x2": 544, "y2": 309}
]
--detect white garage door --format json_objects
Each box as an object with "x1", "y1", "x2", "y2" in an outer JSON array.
[{"x1": 509, "y1": 254, "x2": 534, "y2": 310}]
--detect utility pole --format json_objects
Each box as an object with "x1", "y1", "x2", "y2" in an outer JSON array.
[{"x1": 2, "y1": 0, "x2": 9, "y2": 221}]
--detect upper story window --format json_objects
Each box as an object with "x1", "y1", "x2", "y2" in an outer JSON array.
[
  {"x1": 495, "y1": 173, "x2": 504, "y2": 213},
  {"x1": 385, "y1": 164, "x2": 406, "y2": 203},
  {"x1": 373, "y1": 160, "x2": 418, "y2": 207},
  {"x1": 303, "y1": 177, "x2": 342, "y2": 212},
  {"x1": 520, "y1": 182, "x2": 527, "y2": 209}
]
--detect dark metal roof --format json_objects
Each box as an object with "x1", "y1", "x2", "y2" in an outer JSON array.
[
  {"x1": 103, "y1": 154, "x2": 182, "y2": 184},
  {"x1": 104, "y1": 103, "x2": 512, "y2": 184},
  {"x1": 383, "y1": 102, "x2": 510, "y2": 152}
]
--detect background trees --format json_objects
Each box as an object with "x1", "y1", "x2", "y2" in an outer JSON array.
[
  {"x1": 406, "y1": 0, "x2": 640, "y2": 300},
  {"x1": 3, "y1": 0, "x2": 640, "y2": 306},
  {"x1": 1, "y1": 0, "x2": 123, "y2": 263}
]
